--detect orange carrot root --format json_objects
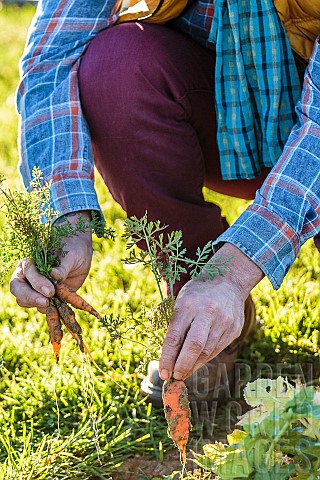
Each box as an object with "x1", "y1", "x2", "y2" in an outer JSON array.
[
  {"x1": 162, "y1": 378, "x2": 192, "y2": 465},
  {"x1": 54, "y1": 298, "x2": 84, "y2": 352},
  {"x1": 61, "y1": 320, "x2": 94, "y2": 361},
  {"x1": 55, "y1": 282, "x2": 101, "y2": 319},
  {"x1": 46, "y1": 305, "x2": 63, "y2": 363}
]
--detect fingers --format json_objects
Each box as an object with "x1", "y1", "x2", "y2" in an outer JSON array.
[
  {"x1": 159, "y1": 291, "x2": 225, "y2": 381},
  {"x1": 190, "y1": 329, "x2": 235, "y2": 376},
  {"x1": 179, "y1": 305, "x2": 244, "y2": 379},
  {"x1": 37, "y1": 306, "x2": 48, "y2": 314},
  {"x1": 20, "y1": 259, "x2": 55, "y2": 296},
  {"x1": 171, "y1": 318, "x2": 212, "y2": 380},
  {"x1": 50, "y1": 245, "x2": 78, "y2": 283},
  {"x1": 50, "y1": 264, "x2": 68, "y2": 283},
  {"x1": 159, "y1": 306, "x2": 194, "y2": 381},
  {"x1": 10, "y1": 259, "x2": 55, "y2": 310},
  {"x1": 159, "y1": 277, "x2": 247, "y2": 381}
]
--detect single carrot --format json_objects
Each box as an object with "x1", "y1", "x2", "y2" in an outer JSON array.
[
  {"x1": 55, "y1": 282, "x2": 101, "y2": 319},
  {"x1": 45, "y1": 304, "x2": 63, "y2": 363},
  {"x1": 61, "y1": 317, "x2": 94, "y2": 361},
  {"x1": 162, "y1": 378, "x2": 192, "y2": 465},
  {"x1": 54, "y1": 298, "x2": 84, "y2": 353}
]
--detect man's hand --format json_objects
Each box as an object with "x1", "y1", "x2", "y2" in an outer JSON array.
[
  {"x1": 10, "y1": 211, "x2": 93, "y2": 314},
  {"x1": 159, "y1": 243, "x2": 264, "y2": 381}
]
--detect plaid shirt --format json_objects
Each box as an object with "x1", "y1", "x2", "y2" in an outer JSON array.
[
  {"x1": 213, "y1": 37, "x2": 320, "y2": 289},
  {"x1": 17, "y1": 1, "x2": 319, "y2": 288},
  {"x1": 17, "y1": 0, "x2": 212, "y2": 219}
]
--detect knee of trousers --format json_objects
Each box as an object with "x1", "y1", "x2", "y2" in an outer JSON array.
[{"x1": 78, "y1": 22, "x2": 188, "y2": 131}]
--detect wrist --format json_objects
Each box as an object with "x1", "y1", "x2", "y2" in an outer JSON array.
[
  {"x1": 54, "y1": 210, "x2": 92, "y2": 226},
  {"x1": 209, "y1": 243, "x2": 264, "y2": 299},
  {"x1": 54, "y1": 211, "x2": 93, "y2": 249}
]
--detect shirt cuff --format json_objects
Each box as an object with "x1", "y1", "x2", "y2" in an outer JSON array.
[
  {"x1": 49, "y1": 171, "x2": 105, "y2": 237},
  {"x1": 212, "y1": 204, "x2": 300, "y2": 290}
]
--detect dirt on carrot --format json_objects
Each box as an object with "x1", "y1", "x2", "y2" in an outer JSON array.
[
  {"x1": 54, "y1": 297, "x2": 85, "y2": 353},
  {"x1": 55, "y1": 282, "x2": 101, "y2": 319},
  {"x1": 43, "y1": 282, "x2": 102, "y2": 363},
  {"x1": 162, "y1": 378, "x2": 192, "y2": 466},
  {"x1": 45, "y1": 304, "x2": 63, "y2": 363}
]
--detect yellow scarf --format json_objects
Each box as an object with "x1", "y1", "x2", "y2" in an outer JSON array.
[{"x1": 113, "y1": 0, "x2": 189, "y2": 24}]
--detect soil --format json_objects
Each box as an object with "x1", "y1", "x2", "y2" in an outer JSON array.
[
  {"x1": 102, "y1": 400, "x2": 249, "y2": 479},
  {"x1": 108, "y1": 429, "x2": 231, "y2": 480},
  {"x1": 110, "y1": 450, "x2": 185, "y2": 479},
  {"x1": 109, "y1": 450, "x2": 220, "y2": 479}
]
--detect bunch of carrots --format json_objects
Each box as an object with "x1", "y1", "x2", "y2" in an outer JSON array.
[
  {"x1": 0, "y1": 169, "x2": 106, "y2": 365},
  {"x1": 45, "y1": 281, "x2": 101, "y2": 364}
]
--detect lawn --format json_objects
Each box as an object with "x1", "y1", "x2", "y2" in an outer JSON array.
[{"x1": 0, "y1": 4, "x2": 319, "y2": 480}]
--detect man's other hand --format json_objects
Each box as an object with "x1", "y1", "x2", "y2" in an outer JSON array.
[{"x1": 159, "y1": 243, "x2": 264, "y2": 381}]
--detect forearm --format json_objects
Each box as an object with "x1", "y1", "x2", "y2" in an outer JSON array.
[
  {"x1": 17, "y1": 0, "x2": 119, "y2": 218},
  {"x1": 214, "y1": 38, "x2": 320, "y2": 289},
  {"x1": 53, "y1": 211, "x2": 93, "y2": 259}
]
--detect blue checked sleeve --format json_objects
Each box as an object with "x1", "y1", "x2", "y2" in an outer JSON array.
[
  {"x1": 17, "y1": 0, "x2": 119, "y2": 219},
  {"x1": 213, "y1": 38, "x2": 320, "y2": 289}
]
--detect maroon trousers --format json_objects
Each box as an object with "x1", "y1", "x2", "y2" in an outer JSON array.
[{"x1": 79, "y1": 23, "x2": 270, "y2": 292}]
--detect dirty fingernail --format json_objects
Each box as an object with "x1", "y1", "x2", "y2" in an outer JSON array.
[
  {"x1": 173, "y1": 371, "x2": 183, "y2": 381},
  {"x1": 51, "y1": 268, "x2": 63, "y2": 280},
  {"x1": 41, "y1": 287, "x2": 52, "y2": 296},
  {"x1": 160, "y1": 369, "x2": 169, "y2": 380}
]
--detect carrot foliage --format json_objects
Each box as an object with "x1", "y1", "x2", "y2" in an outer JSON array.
[
  {"x1": 0, "y1": 167, "x2": 115, "y2": 282},
  {"x1": 0, "y1": 168, "x2": 115, "y2": 362},
  {"x1": 101, "y1": 213, "x2": 232, "y2": 371},
  {"x1": 123, "y1": 213, "x2": 232, "y2": 298}
]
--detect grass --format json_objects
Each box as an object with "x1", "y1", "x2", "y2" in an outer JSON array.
[{"x1": 0, "y1": 4, "x2": 319, "y2": 479}]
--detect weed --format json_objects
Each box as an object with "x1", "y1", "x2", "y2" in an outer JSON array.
[{"x1": 193, "y1": 378, "x2": 320, "y2": 479}]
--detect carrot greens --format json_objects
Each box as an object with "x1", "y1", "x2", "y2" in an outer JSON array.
[
  {"x1": 0, "y1": 167, "x2": 114, "y2": 362},
  {"x1": 123, "y1": 213, "x2": 232, "y2": 298},
  {"x1": 101, "y1": 213, "x2": 232, "y2": 372},
  {"x1": 0, "y1": 168, "x2": 85, "y2": 280}
]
